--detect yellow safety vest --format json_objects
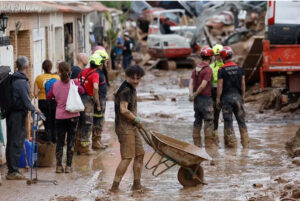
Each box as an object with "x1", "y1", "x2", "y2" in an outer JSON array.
[{"x1": 210, "y1": 60, "x2": 224, "y2": 87}]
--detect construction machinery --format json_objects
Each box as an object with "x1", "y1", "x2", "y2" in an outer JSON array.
[
  {"x1": 259, "y1": 1, "x2": 300, "y2": 93},
  {"x1": 147, "y1": 9, "x2": 198, "y2": 70}
]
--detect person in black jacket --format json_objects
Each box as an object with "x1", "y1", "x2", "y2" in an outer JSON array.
[
  {"x1": 162, "y1": 18, "x2": 174, "y2": 34},
  {"x1": 6, "y1": 56, "x2": 40, "y2": 180}
]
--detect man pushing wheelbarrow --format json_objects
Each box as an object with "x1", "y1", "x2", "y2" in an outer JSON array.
[
  {"x1": 110, "y1": 65, "x2": 211, "y2": 192},
  {"x1": 110, "y1": 65, "x2": 146, "y2": 192}
]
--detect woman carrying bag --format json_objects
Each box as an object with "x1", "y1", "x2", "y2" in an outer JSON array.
[{"x1": 47, "y1": 62, "x2": 85, "y2": 173}]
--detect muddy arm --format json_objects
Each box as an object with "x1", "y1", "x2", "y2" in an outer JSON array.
[
  {"x1": 34, "y1": 83, "x2": 39, "y2": 99},
  {"x1": 120, "y1": 101, "x2": 136, "y2": 122},
  {"x1": 189, "y1": 78, "x2": 194, "y2": 95},
  {"x1": 217, "y1": 79, "x2": 223, "y2": 102}
]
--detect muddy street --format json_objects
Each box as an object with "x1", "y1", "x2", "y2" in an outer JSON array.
[{"x1": 1, "y1": 69, "x2": 300, "y2": 201}]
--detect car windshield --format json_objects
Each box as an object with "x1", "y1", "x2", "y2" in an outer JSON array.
[{"x1": 162, "y1": 12, "x2": 180, "y2": 24}]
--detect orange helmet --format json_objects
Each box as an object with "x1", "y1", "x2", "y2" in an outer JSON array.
[
  {"x1": 220, "y1": 46, "x2": 233, "y2": 60},
  {"x1": 200, "y1": 46, "x2": 214, "y2": 58}
]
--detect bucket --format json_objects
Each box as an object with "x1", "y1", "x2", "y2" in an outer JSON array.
[{"x1": 18, "y1": 139, "x2": 35, "y2": 168}]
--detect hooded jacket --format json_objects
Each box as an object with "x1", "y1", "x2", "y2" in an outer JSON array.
[{"x1": 12, "y1": 71, "x2": 35, "y2": 112}]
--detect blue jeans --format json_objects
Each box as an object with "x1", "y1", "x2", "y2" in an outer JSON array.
[{"x1": 123, "y1": 55, "x2": 132, "y2": 70}]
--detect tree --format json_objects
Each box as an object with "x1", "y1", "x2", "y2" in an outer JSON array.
[{"x1": 104, "y1": 11, "x2": 119, "y2": 70}]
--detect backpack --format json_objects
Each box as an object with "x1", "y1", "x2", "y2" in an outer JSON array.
[
  {"x1": 45, "y1": 78, "x2": 58, "y2": 95},
  {"x1": 79, "y1": 69, "x2": 96, "y2": 92},
  {"x1": 0, "y1": 66, "x2": 14, "y2": 118}
]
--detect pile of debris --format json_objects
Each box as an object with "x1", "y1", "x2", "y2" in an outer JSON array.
[
  {"x1": 286, "y1": 127, "x2": 300, "y2": 158},
  {"x1": 123, "y1": 20, "x2": 158, "y2": 71},
  {"x1": 245, "y1": 77, "x2": 300, "y2": 113},
  {"x1": 204, "y1": 6, "x2": 265, "y2": 66}
]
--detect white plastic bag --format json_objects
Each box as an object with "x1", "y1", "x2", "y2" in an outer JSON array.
[{"x1": 66, "y1": 80, "x2": 84, "y2": 113}]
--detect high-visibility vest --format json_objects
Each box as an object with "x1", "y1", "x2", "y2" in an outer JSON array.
[{"x1": 210, "y1": 60, "x2": 224, "y2": 87}]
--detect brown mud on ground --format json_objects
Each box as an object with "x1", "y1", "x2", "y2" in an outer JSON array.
[{"x1": 0, "y1": 69, "x2": 300, "y2": 201}]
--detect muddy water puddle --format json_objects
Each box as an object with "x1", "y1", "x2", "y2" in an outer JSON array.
[{"x1": 0, "y1": 69, "x2": 299, "y2": 201}]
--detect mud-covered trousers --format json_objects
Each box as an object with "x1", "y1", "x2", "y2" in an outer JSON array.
[
  {"x1": 77, "y1": 94, "x2": 94, "y2": 147},
  {"x1": 38, "y1": 99, "x2": 56, "y2": 143},
  {"x1": 92, "y1": 98, "x2": 106, "y2": 142},
  {"x1": 193, "y1": 95, "x2": 214, "y2": 146},
  {"x1": 55, "y1": 117, "x2": 79, "y2": 166},
  {"x1": 221, "y1": 92, "x2": 247, "y2": 130},
  {"x1": 211, "y1": 87, "x2": 221, "y2": 130},
  {"x1": 6, "y1": 110, "x2": 27, "y2": 173},
  {"x1": 194, "y1": 95, "x2": 214, "y2": 128}
]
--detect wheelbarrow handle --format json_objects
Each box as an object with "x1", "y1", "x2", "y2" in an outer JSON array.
[{"x1": 138, "y1": 127, "x2": 157, "y2": 150}]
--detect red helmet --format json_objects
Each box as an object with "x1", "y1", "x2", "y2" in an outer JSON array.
[
  {"x1": 200, "y1": 46, "x2": 214, "y2": 58},
  {"x1": 219, "y1": 46, "x2": 233, "y2": 60}
]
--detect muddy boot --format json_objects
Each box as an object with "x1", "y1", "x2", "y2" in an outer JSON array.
[
  {"x1": 92, "y1": 131, "x2": 107, "y2": 150},
  {"x1": 204, "y1": 121, "x2": 218, "y2": 149},
  {"x1": 65, "y1": 166, "x2": 73, "y2": 173},
  {"x1": 6, "y1": 172, "x2": 26, "y2": 180},
  {"x1": 77, "y1": 141, "x2": 92, "y2": 155},
  {"x1": 193, "y1": 127, "x2": 202, "y2": 147},
  {"x1": 224, "y1": 129, "x2": 237, "y2": 148},
  {"x1": 74, "y1": 138, "x2": 81, "y2": 153},
  {"x1": 239, "y1": 127, "x2": 250, "y2": 148},
  {"x1": 110, "y1": 181, "x2": 120, "y2": 193},
  {"x1": 205, "y1": 135, "x2": 218, "y2": 149},
  {"x1": 56, "y1": 166, "x2": 64, "y2": 173},
  {"x1": 213, "y1": 130, "x2": 220, "y2": 144}
]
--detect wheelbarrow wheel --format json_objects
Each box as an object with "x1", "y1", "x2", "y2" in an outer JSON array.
[{"x1": 177, "y1": 165, "x2": 204, "y2": 187}]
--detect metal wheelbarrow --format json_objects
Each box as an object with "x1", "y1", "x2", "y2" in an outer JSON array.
[{"x1": 138, "y1": 127, "x2": 212, "y2": 187}]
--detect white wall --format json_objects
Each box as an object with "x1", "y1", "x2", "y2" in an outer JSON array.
[
  {"x1": 49, "y1": 13, "x2": 64, "y2": 66},
  {"x1": 0, "y1": 45, "x2": 14, "y2": 164}
]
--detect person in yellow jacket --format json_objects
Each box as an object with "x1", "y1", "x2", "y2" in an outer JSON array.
[
  {"x1": 210, "y1": 44, "x2": 224, "y2": 141},
  {"x1": 34, "y1": 60, "x2": 60, "y2": 143}
]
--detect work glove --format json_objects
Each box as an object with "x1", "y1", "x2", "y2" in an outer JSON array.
[{"x1": 134, "y1": 117, "x2": 143, "y2": 129}]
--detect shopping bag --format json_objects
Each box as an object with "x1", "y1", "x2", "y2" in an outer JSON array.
[{"x1": 66, "y1": 80, "x2": 85, "y2": 113}]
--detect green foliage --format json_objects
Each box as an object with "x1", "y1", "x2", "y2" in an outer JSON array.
[
  {"x1": 104, "y1": 11, "x2": 119, "y2": 44},
  {"x1": 101, "y1": 1, "x2": 131, "y2": 10}
]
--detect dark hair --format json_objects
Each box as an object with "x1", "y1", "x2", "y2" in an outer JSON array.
[
  {"x1": 42, "y1": 60, "x2": 53, "y2": 73},
  {"x1": 201, "y1": 56, "x2": 212, "y2": 61},
  {"x1": 58, "y1": 62, "x2": 70, "y2": 83},
  {"x1": 224, "y1": 54, "x2": 232, "y2": 61},
  {"x1": 90, "y1": 61, "x2": 98, "y2": 69},
  {"x1": 125, "y1": 65, "x2": 145, "y2": 78}
]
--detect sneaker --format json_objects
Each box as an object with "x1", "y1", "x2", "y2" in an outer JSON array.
[
  {"x1": 56, "y1": 166, "x2": 64, "y2": 173},
  {"x1": 6, "y1": 172, "x2": 26, "y2": 180},
  {"x1": 65, "y1": 166, "x2": 73, "y2": 173}
]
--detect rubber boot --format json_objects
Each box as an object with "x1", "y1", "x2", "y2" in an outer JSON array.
[
  {"x1": 239, "y1": 127, "x2": 250, "y2": 148},
  {"x1": 74, "y1": 138, "x2": 81, "y2": 153},
  {"x1": 213, "y1": 130, "x2": 220, "y2": 144},
  {"x1": 204, "y1": 121, "x2": 218, "y2": 149},
  {"x1": 192, "y1": 127, "x2": 202, "y2": 147},
  {"x1": 224, "y1": 129, "x2": 237, "y2": 148}
]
